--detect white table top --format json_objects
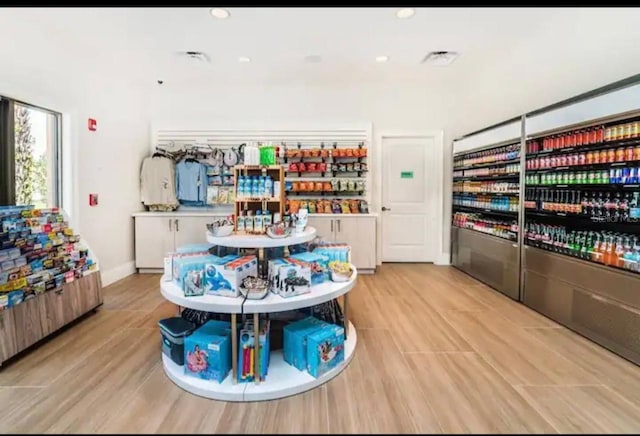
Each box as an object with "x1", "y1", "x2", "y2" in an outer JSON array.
[{"x1": 206, "y1": 226, "x2": 317, "y2": 248}]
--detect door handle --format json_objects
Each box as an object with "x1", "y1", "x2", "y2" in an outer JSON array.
[
  {"x1": 337, "y1": 219, "x2": 341, "y2": 232},
  {"x1": 381, "y1": 206, "x2": 391, "y2": 211},
  {"x1": 175, "y1": 219, "x2": 179, "y2": 232}
]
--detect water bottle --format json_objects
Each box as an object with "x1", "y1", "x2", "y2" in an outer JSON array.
[
  {"x1": 258, "y1": 176, "x2": 265, "y2": 198},
  {"x1": 251, "y1": 176, "x2": 259, "y2": 197},
  {"x1": 265, "y1": 176, "x2": 273, "y2": 198},
  {"x1": 237, "y1": 211, "x2": 245, "y2": 232},
  {"x1": 237, "y1": 176, "x2": 245, "y2": 198},
  {"x1": 263, "y1": 210, "x2": 272, "y2": 227},
  {"x1": 254, "y1": 210, "x2": 263, "y2": 234}
]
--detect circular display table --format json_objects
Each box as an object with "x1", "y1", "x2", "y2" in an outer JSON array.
[{"x1": 160, "y1": 225, "x2": 357, "y2": 402}]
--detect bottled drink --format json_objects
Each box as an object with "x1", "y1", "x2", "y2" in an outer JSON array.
[
  {"x1": 237, "y1": 176, "x2": 245, "y2": 198},
  {"x1": 264, "y1": 176, "x2": 273, "y2": 198},
  {"x1": 258, "y1": 176, "x2": 265, "y2": 198}
]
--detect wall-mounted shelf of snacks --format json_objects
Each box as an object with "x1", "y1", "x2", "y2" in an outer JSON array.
[{"x1": 286, "y1": 198, "x2": 370, "y2": 215}]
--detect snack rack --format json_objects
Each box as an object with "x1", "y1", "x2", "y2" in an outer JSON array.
[
  {"x1": 281, "y1": 141, "x2": 370, "y2": 214},
  {"x1": 233, "y1": 165, "x2": 285, "y2": 233}
]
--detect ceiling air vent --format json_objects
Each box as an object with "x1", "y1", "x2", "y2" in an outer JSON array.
[
  {"x1": 181, "y1": 51, "x2": 210, "y2": 63},
  {"x1": 422, "y1": 51, "x2": 459, "y2": 66}
]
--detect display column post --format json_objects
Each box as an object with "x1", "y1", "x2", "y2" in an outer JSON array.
[
  {"x1": 231, "y1": 313, "x2": 238, "y2": 384},
  {"x1": 343, "y1": 294, "x2": 349, "y2": 338}
]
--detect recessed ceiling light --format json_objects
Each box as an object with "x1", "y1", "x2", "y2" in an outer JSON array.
[
  {"x1": 422, "y1": 51, "x2": 459, "y2": 66},
  {"x1": 375, "y1": 55, "x2": 389, "y2": 63},
  {"x1": 304, "y1": 55, "x2": 322, "y2": 63},
  {"x1": 396, "y1": 8, "x2": 415, "y2": 19},
  {"x1": 238, "y1": 56, "x2": 251, "y2": 63},
  {"x1": 210, "y1": 8, "x2": 230, "y2": 19}
]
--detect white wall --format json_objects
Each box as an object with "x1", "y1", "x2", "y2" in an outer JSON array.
[{"x1": 0, "y1": 67, "x2": 150, "y2": 286}]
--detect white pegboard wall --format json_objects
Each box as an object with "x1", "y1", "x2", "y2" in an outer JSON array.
[{"x1": 151, "y1": 128, "x2": 371, "y2": 154}]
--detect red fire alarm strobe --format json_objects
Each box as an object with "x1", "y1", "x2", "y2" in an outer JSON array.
[
  {"x1": 89, "y1": 194, "x2": 98, "y2": 206},
  {"x1": 88, "y1": 118, "x2": 97, "y2": 131}
]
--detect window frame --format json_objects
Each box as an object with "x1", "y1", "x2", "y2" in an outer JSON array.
[{"x1": 0, "y1": 95, "x2": 63, "y2": 208}]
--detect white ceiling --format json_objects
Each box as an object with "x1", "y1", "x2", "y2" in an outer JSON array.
[
  {"x1": 2, "y1": 7, "x2": 640, "y2": 134},
  {"x1": 0, "y1": 7, "x2": 587, "y2": 87}
]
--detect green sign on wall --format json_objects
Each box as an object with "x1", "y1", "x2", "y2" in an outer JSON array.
[{"x1": 400, "y1": 171, "x2": 414, "y2": 179}]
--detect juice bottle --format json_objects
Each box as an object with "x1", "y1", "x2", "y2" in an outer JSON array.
[
  {"x1": 591, "y1": 233, "x2": 602, "y2": 262},
  {"x1": 615, "y1": 236, "x2": 625, "y2": 268}
]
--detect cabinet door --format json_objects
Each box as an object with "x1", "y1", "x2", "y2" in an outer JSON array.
[
  {"x1": 0, "y1": 309, "x2": 18, "y2": 364},
  {"x1": 174, "y1": 216, "x2": 213, "y2": 249},
  {"x1": 135, "y1": 217, "x2": 175, "y2": 269},
  {"x1": 336, "y1": 217, "x2": 377, "y2": 270},
  {"x1": 39, "y1": 289, "x2": 67, "y2": 335},
  {"x1": 12, "y1": 297, "x2": 46, "y2": 353},
  {"x1": 307, "y1": 216, "x2": 335, "y2": 242}
]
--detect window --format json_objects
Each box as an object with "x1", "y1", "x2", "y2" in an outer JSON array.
[{"x1": 0, "y1": 96, "x2": 62, "y2": 208}]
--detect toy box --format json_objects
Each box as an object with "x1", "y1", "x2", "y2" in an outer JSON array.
[
  {"x1": 172, "y1": 253, "x2": 225, "y2": 292},
  {"x1": 237, "y1": 318, "x2": 270, "y2": 382},
  {"x1": 184, "y1": 320, "x2": 232, "y2": 383},
  {"x1": 283, "y1": 316, "x2": 328, "y2": 371},
  {"x1": 204, "y1": 255, "x2": 258, "y2": 298},
  {"x1": 312, "y1": 243, "x2": 351, "y2": 263},
  {"x1": 267, "y1": 258, "x2": 290, "y2": 293},
  {"x1": 176, "y1": 243, "x2": 214, "y2": 254},
  {"x1": 276, "y1": 263, "x2": 311, "y2": 298},
  {"x1": 306, "y1": 323, "x2": 345, "y2": 378},
  {"x1": 289, "y1": 252, "x2": 329, "y2": 285}
]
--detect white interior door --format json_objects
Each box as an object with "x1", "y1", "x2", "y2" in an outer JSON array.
[{"x1": 381, "y1": 135, "x2": 439, "y2": 262}]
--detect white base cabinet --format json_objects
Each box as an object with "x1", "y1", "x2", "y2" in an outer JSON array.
[
  {"x1": 307, "y1": 215, "x2": 377, "y2": 271},
  {"x1": 134, "y1": 212, "x2": 377, "y2": 272},
  {"x1": 134, "y1": 213, "x2": 226, "y2": 271}
]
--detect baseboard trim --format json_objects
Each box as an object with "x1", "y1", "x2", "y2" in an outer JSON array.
[
  {"x1": 100, "y1": 261, "x2": 136, "y2": 286},
  {"x1": 434, "y1": 252, "x2": 451, "y2": 266}
]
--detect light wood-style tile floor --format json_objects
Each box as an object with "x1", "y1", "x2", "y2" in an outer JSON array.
[{"x1": 1, "y1": 264, "x2": 640, "y2": 433}]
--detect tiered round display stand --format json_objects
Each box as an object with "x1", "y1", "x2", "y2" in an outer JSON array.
[{"x1": 160, "y1": 226, "x2": 357, "y2": 401}]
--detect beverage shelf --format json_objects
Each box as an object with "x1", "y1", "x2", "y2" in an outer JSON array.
[
  {"x1": 526, "y1": 137, "x2": 640, "y2": 158},
  {"x1": 527, "y1": 159, "x2": 640, "y2": 173},
  {"x1": 525, "y1": 183, "x2": 640, "y2": 189},
  {"x1": 452, "y1": 205, "x2": 518, "y2": 219},
  {"x1": 524, "y1": 240, "x2": 640, "y2": 277},
  {"x1": 453, "y1": 157, "x2": 521, "y2": 171},
  {"x1": 451, "y1": 224, "x2": 517, "y2": 242},
  {"x1": 453, "y1": 173, "x2": 520, "y2": 181},
  {"x1": 525, "y1": 210, "x2": 640, "y2": 227},
  {"x1": 453, "y1": 191, "x2": 519, "y2": 196}
]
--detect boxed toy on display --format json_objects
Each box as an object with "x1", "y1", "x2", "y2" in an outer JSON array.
[
  {"x1": 0, "y1": 205, "x2": 98, "y2": 309},
  {"x1": 306, "y1": 323, "x2": 345, "y2": 378},
  {"x1": 203, "y1": 255, "x2": 258, "y2": 298},
  {"x1": 283, "y1": 315, "x2": 345, "y2": 378},
  {"x1": 283, "y1": 316, "x2": 327, "y2": 371},
  {"x1": 184, "y1": 320, "x2": 233, "y2": 383}
]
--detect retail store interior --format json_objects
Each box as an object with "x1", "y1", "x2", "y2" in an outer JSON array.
[{"x1": 2, "y1": 6, "x2": 640, "y2": 434}]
